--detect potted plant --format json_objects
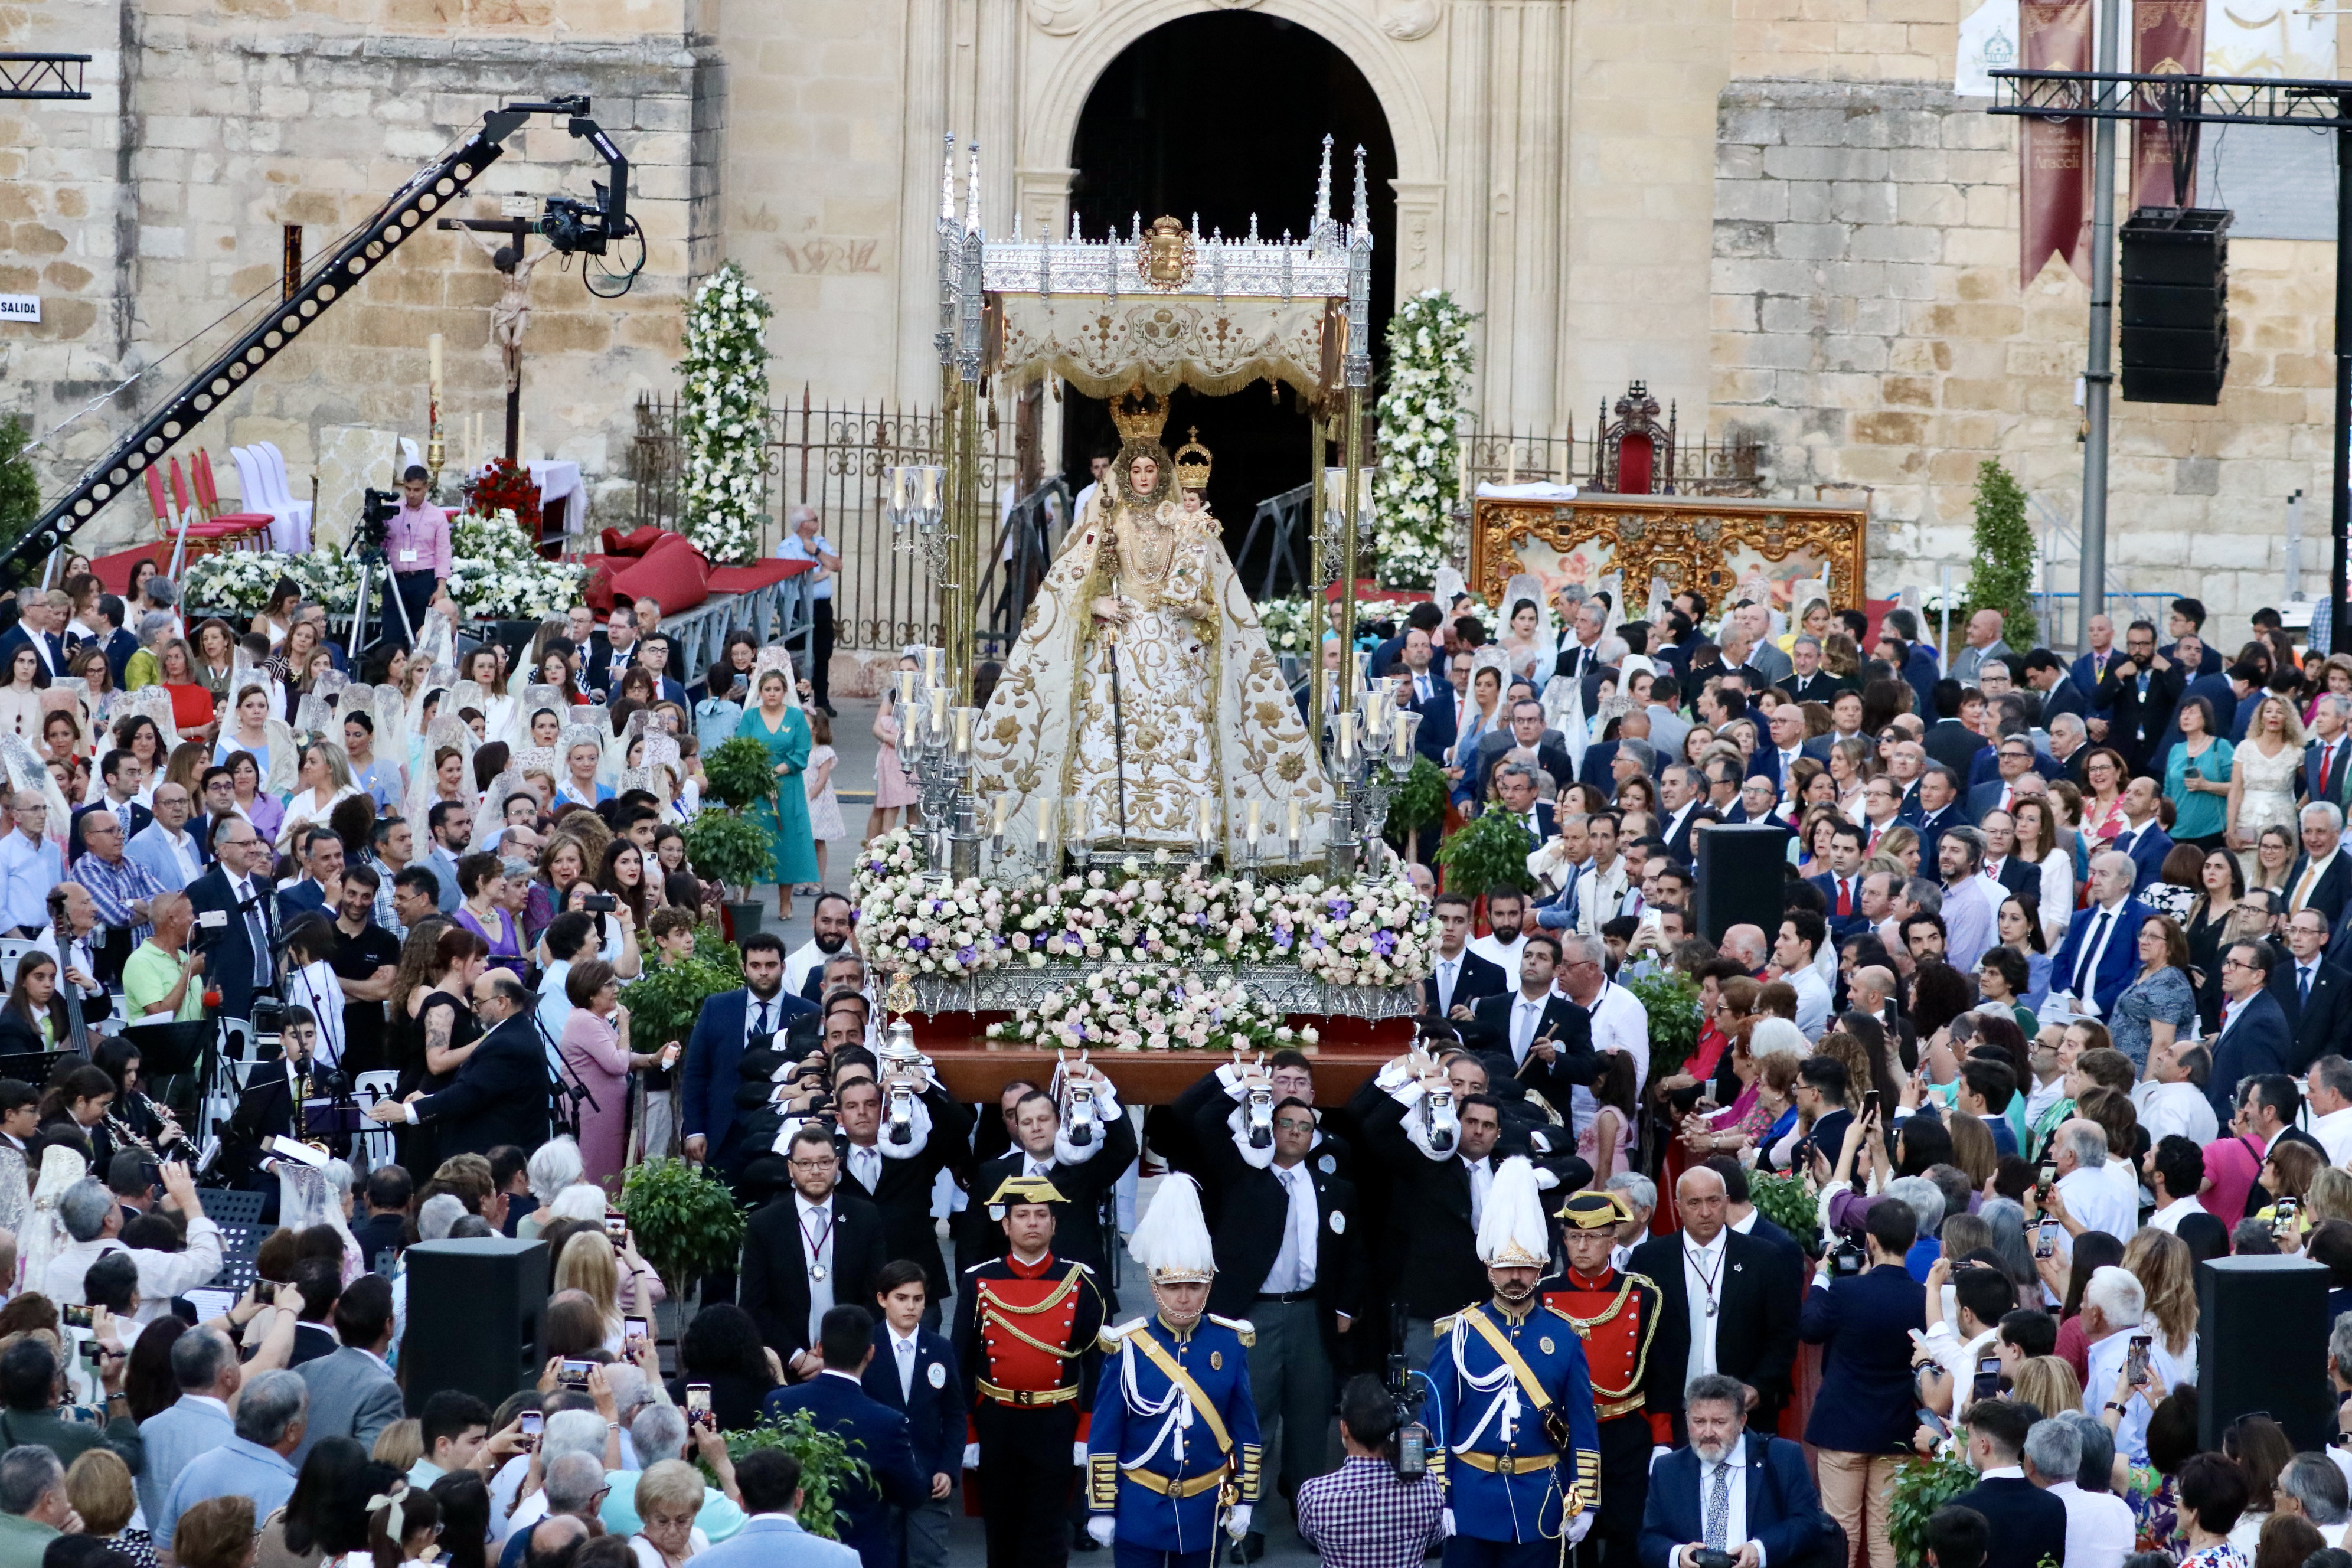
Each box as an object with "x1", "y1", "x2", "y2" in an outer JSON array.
[
  {"x1": 618, "y1": 922, "x2": 743, "y2": 1057},
  {"x1": 710, "y1": 1408, "x2": 873, "y2": 1541},
  {"x1": 616, "y1": 1157, "x2": 747, "y2": 1311},
  {"x1": 701, "y1": 734, "x2": 779, "y2": 811},
  {"x1": 1381, "y1": 753, "x2": 1450, "y2": 865},
  {"x1": 682, "y1": 808, "x2": 776, "y2": 940},
  {"x1": 1621, "y1": 965, "x2": 1704, "y2": 1081},
  {"x1": 1435, "y1": 807, "x2": 1538, "y2": 914}
]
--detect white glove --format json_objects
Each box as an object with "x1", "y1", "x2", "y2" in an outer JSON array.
[
  {"x1": 1441, "y1": 1508, "x2": 1457, "y2": 1538},
  {"x1": 1073, "y1": 1442, "x2": 1090, "y2": 1466},
  {"x1": 1649, "y1": 1445, "x2": 1672, "y2": 1472},
  {"x1": 1226, "y1": 1505, "x2": 1253, "y2": 1541},
  {"x1": 962, "y1": 1443, "x2": 980, "y2": 1471},
  {"x1": 1566, "y1": 1511, "x2": 1596, "y2": 1547},
  {"x1": 1087, "y1": 1517, "x2": 1117, "y2": 1547}
]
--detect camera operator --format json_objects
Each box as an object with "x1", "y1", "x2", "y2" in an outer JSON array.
[
  {"x1": 1292, "y1": 1374, "x2": 1445, "y2": 1568},
  {"x1": 383, "y1": 465, "x2": 449, "y2": 652},
  {"x1": 1799, "y1": 1197, "x2": 1928, "y2": 1568}
]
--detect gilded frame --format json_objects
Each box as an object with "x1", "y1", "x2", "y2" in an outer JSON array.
[{"x1": 1468, "y1": 495, "x2": 1870, "y2": 610}]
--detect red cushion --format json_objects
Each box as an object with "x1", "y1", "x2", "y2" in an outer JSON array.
[
  {"x1": 610, "y1": 533, "x2": 711, "y2": 614},
  {"x1": 598, "y1": 525, "x2": 666, "y2": 558},
  {"x1": 706, "y1": 560, "x2": 799, "y2": 593}
]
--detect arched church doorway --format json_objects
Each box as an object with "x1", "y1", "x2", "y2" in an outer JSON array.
[{"x1": 1060, "y1": 11, "x2": 1397, "y2": 593}]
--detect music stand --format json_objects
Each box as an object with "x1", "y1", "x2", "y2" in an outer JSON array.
[{"x1": 120, "y1": 1020, "x2": 208, "y2": 1077}]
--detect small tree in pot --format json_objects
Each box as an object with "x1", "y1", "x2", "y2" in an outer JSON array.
[{"x1": 693, "y1": 734, "x2": 788, "y2": 937}]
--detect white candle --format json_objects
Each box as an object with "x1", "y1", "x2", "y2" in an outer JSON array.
[
  {"x1": 929, "y1": 687, "x2": 948, "y2": 739},
  {"x1": 925, "y1": 646, "x2": 940, "y2": 685},
  {"x1": 953, "y1": 707, "x2": 972, "y2": 754},
  {"x1": 994, "y1": 794, "x2": 1009, "y2": 834},
  {"x1": 1195, "y1": 793, "x2": 1211, "y2": 842},
  {"x1": 1393, "y1": 713, "x2": 1411, "y2": 758},
  {"x1": 1288, "y1": 797, "x2": 1301, "y2": 842},
  {"x1": 1037, "y1": 796, "x2": 1054, "y2": 849},
  {"x1": 427, "y1": 332, "x2": 443, "y2": 393},
  {"x1": 1337, "y1": 711, "x2": 1355, "y2": 760},
  {"x1": 897, "y1": 669, "x2": 916, "y2": 711},
  {"x1": 1247, "y1": 799, "x2": 1262, "y2": 845}
]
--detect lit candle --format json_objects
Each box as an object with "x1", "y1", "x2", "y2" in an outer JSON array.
[
  {"x1": 1288, "y1": 796, "x2": 1301, "y2": 842},
  {"x1": 929, "y1": 687, "x2": 948, "y2": 739},
  {"x1": 897, "y1": 669, "x2": 916, "y2": 711},
  {"x1": 1247, "y1": 799, "x2": 1262, "y2": 845},
  {"x1": 954, "y1": 707, "x2": 973, "y2": 754},
  {"x1": 427, "y1": 332, "x2": 443, "y2": 393},
  {"x1": 925, "y1": 646, "x2": 940, "y2": 686}
]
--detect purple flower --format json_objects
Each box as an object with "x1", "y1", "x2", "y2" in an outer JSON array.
[
  {"x1": 1373, "y1": 930, "x2": 1397, "y2": 956},
  {"x1": 1309, "y1": 933, "x2": 1327, "y2": 949},
  {"x1": 1328, "y1": 897, "x2": 1353, "y2": 918},
  {"x1": 957, "y1": 945, "x2": 977, "y2": 965},
  {"x1": 910, "y1": 935, "x2": 931, "y2": 951}
]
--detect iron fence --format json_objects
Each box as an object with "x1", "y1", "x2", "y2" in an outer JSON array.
[
  {"x1": 630, "y1": 389, "x2": 1027, "y2": 654},
  {"x1": 1461, "y1": 425, "x2": 1767, "y2": 497}
]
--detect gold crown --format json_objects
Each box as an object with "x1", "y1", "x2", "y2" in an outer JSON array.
[
  {"x1": 1109, "y1": 383, "x2": 1170, "y2": 447},
  {"x1": 1172, "y1": 426, "x2": 1211, "y2": 490}
]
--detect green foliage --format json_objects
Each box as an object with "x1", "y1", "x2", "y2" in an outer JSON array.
[
  {"x1": 711, "y1": 1408, "x2": 874, "y2": 1541},
  {"x1": 0, "y1": 417, "x2": 36, "y2": 563},
  {"x1": 1435, "y1": 807, "x2": 1537, "y2": 897},
  {"x1": 1622, "y1": 966, "x2": 1703, "y2": 1079},
  {"x1": 683, "y1": 805, "x2": 775, "y2": 896},
  {"x1": 1965, "y1": 459, "x2": 2038, "y2": 641},
  {"x1": 617, "y1": 1157, "x2": 747, "y2": 1299},
  {"x1": 619, "y1": 922, "x2": 742, "y2": 1053},
  {"x1": 703, "y1": 735, "x2": 778, "y2": 811},
  {"x1": 1746, "y1": 1170, "x2": 1821, "y2": 1252},
  {"x1": 1384, "y1": 754, "x2": 1450, "y2": 835},
  {"x1": 1373, "y1": 290, "x2": 1479, "y2": 588},
  {"x1": 1888, "y1": 1451, "x2": 1979, "y2": 1566}
]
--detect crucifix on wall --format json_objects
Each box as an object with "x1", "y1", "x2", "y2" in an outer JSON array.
[{"x1": 436, "y1": 214, "x2": 550, "y2": 465}]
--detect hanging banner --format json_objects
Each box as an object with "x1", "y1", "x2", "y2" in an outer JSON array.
[
  {"x1": 2130, "y1": 0, "x2": 2206, "y2": 208},
  {"x1": 2020, "y1": 0, "x2": 2094, "y2": 286}
]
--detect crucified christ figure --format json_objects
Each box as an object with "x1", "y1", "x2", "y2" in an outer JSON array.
[{"x1": 459, "y1": 227, "x2": 550, "y2": 393}]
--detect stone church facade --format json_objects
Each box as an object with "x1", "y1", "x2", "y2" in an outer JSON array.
[{"x1": 1, "y1": 0, "x2": 2334, "y2": 635}]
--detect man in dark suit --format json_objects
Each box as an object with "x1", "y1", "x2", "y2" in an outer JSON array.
[
  {"x1": 183, "y1": 816, "x2": 277, "y2": 1024},
  {"x1": 583, "y1": 605, "x2": 641, "y2": 698},
  {"x1": 828, "y1": 1073, "x2": 972, "y2": 1315},
  {"x1": 1964, "y1": 737, "x2": 2041, "y2": 827},
  {"x1": 1923, "y1": 681, "x2": 1990, "y2": 777},
  {"x1": 956, "y1": 1064, "x2": 1136, "y2": 1291},
  {"x1": 220, "y1": 1002, "x2": 332, "y2": 1191},
  {"x1": 1799, "y1": 1193, "x2": 1925, "y2": 1546},
  {"x1": 1778, "y1": 634, "x2": 1854, "y2": 705},
  {"x1": 1461, "y1": 935, "x2": 1600, "y2": 1112},
  {"x1": 367, "y1": 969, "x2": 548, "y2": 1157},
  {"x1": 1191, "y1": 1077, "x2": 1363, "y2": 1556},
  {"x1": 742, "y1": 1125, "x2": 889, "y2": 1371},
  {"x1": 679, "y1": 933, "x2": 818, "y2": 1177},
  {"x1": 2050, "y1": 851, "x2": 2155, "y2": 1018},
  {"x1": 861, "y1": 1261, "x2": 961, "y2": 1568},
  {"x1": 2069, "y1": 613, "x2": 2120, "y2": 724},
  {"x1": 1402, "y1": 643, "x2": 1464, "y2": 767},
  {"x1": 2271, "y1": 907, "x2": 2352, "y2": 1071},
  {"x1": 1424, "y1": 892, "x2": 1508, "y2": 1018},
  {"x1": 2111, "y1": 776, "x2": 2175, "y2": 894},
  {"x1": 1942, "y1": 1400, "x2": 2069, "y2": 1568},
  {"x1": 762, "y1": 1305, "x2": 929, "y2": 1568},
  {"x1": 0, "y1": 593, "x2": 65, "y2": 690},
  {"x1": 1658, "y1": 765, "x2": 1720, "y2": 865},
  {"x1": 2093, "y1": 623, "x2": 2184, "y2": 775},
  {"x1": 2024, "y1": 649, "x2": 2088, "y2": 724},
  {"x1": 68, "y1": 751, "x2": 152, "y2": 864},
  {"x1": 2285, "y1": 804, "x2": 2352, "y2": 939},
  {"x1": 2209, "y1": 940, "x2": 2296, "y2": 1122},
  {"x1": 1485, "y1": 762, "x2": 1559, "y2": 848},
  {"x1": 1911, "y1": 766, "x2": 1964, "y2": 871},
  {"x1": 272, "y1": 826, "x2": 342, "y2": 926},
  {"x1": 1637, "y1": 1373, "x2": 1828, "y2": 1568},
  {"x1": 1809, "y1": 820, "x2": 1872, "y2": 945},
  {"x1": 91, "y1": 598, "x2": 139, "y2": 690},
  {"x1": 1628, "y1": 1164, "x2": 1802, "y2": 1440},
  {"x1": 1475, "y1": 700, "x2": 1576, "y2": 802},
  {"x1": 2308, "y1": 700, "x2": 2352, "y2": 809}
]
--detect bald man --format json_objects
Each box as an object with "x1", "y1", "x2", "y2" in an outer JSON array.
[
  {"x1": 1625, "y1": 1166, "x2": 1803, "y2": 1443},
  {"x1": 2049, "y1": 851, "x2": 2154, "y2": 1021},
  {"x1": 1720, "y1": 924, "x2": 1769, "y2": 975}
]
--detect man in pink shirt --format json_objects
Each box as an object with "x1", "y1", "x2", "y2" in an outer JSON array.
[{"x1": 383, "y1": 464, "x2": 450, "y2": 649}]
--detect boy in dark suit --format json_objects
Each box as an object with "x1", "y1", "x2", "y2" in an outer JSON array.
[
  {"x1": 1942, "y1": 1400, "x2": 2067, "y2": 1568},
  {"x1": 763, "y1": 1304, "x2": 930, "y2": 1568},
  {"x1": 861, "y1": 1262, "x2": 960, "y2": 1568}
]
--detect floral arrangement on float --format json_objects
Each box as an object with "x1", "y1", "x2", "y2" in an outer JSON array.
[
  {"x1": 462, "y1": 456, "x2": 542, "y2": 535},
  {"x1": 446, "y1": 509, "x2": 586, "y2": 620},
  {"x1": 677, "y1": 260, "x2": 772, "y2": 567},
  {"x1": 848, "y1": 829, "x2": 1436, "y2": 989},
  {"x1": 1253, "y1": 596, "x2": 1428, "y2": 656},
  {"x1": 1372, "y1": 288, "x2": 1478, "y2": 590},
  {"x1": 984, "y1": 965, "x2": 1313, "y2": 1054},
  {"x1": 183, "y1": 549, "x2": 360, "y2": 615}
]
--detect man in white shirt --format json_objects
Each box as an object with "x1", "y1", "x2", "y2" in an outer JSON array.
[
  {"x1": 2142, "y1": 1136, "x2": 2207, "y2": 1234},
  {"x1": 1469, "y1": 887, "x2": 1530, "y2": 974},
  {"x1": 45, "y1": 1164, "x2": 226, "y2": 1324},
  {"x1": 2310, "y1": 1056, "x2": 2352, "y2": 1167},
  {"x1": 2129, "y1": 1037, "x2": 2219, "y2": 1147},
  {"x1": 1556, "y1": 930, "x2": 1645, "y2": 1126},
  {"x1": 2026, "y1": 1416, "x2": 2134, "y2": 1568},
  {"x1": 2022, "y1": 1027, "x2": 2071, "y2": 1139},
  {"x1": 1573, "y1": 812, "x2": 1632, "y2": 936},
  {"x1": 2048, "y1": 1119, "x2": 2138, "y2": 1246},
  {"x1": 1917, "y1": 1256, "x2": 2014, "y2": 1433},
  {"x1": 2079, "y1": 1267, "x2": 2192, "y2": 1465},
  {"x1": 1768, "y1": 910, "x2": 1832, "y2": 1039},
  {"x1": 0, "y1": 790, "x2": 59, "y2": 937}
]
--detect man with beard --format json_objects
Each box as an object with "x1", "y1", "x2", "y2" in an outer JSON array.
[
  {"x1": 1086, "y1": 1174, "x2": 1261, "y2": 1568},
  {"x1": 1425, "y1": 1156, "x2": 1602, "y2": 1568},
  {"x1": 1547, "y1": 1191, "x2": 1662, "y2": 1568},
  {"x1": 788, "y1": 893, "x2": 857, "y2": 999},
  {"x1": 327, "y1": 864, "x2": 400, "y2": 1078},
  {"x1": 1635, "y1": 1374, "x2": 1828, "y2": 1568},
  {"x1": 681, "y1": 932, "x2": 819, "y2": 1177}
]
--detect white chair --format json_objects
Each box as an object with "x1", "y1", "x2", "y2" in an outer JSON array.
[
  {"x1": 351, "y1": 1070, "x2": 400, "y2": 1168},
  {"x1": 231, "y1": 446, "x2": 301, "y2": 556},
  {"x1": 254, "y1": 441, "x2": 312, "y2": 552}
]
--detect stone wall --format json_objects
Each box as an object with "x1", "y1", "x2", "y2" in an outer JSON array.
[
  {"x1": 2, "y1": 0, "x2": 717, "y2": 553},
  {"x1": 1709, "y1": 77, "x2": 2333, "y2": 638}
]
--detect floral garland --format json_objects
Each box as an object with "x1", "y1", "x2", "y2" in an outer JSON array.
[
  {"x1": 848, "y1": 830, "x2": 1435, "y2": 988},
  {"x1": 678, "y1": 261, "x2": 772, "y2": 567},
  {"x1": 1372, "y1": 289, "x2": 1478, "y2": 590},
  {"x1": 182, "y1": 549, "x2": 358, "y2": 615},
  {"x1": 1254, "y1": 596, "x2": 1427, "y2": 656},
  {"x1": 447, "y1": 509, "x2": 587, "y2": 621},
  {"x1": 985, "y1": 965, "x2": 1315, "y2": 1053}
]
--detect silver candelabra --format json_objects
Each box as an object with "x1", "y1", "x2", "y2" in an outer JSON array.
[{"x1": 1321, "y1": 676, "x2": 1423, "y2": 878}]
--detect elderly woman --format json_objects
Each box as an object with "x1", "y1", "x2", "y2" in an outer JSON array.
[
  {"x1": 631, "y1": 1458, "x2": 711, "y2": 1567},
  {"x1": 557, "y1": 959, "x2": 645, "y2": 1187},
  {"x1": 119, "y1": 611, "x2": 178, "y2": 692},
  {"x1": 1683, "y1": 1016, "x2": 1807, "y2": 1161},
  {"x1": 518, "y1": 1136, "x2": 587, "y2": 1242}
]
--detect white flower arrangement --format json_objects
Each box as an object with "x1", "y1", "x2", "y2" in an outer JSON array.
[
  {"x1": 677, "y1": 262, "x2": 772, "y2": 567},
  {"x1": 447, "y1": 509, "x2": 587, "y2": 621},
  {"x1": 1253, "y1": 596, "x2": 1428, "y2": 656},
  {"x1": 848, "y1": 829, "x2": 1436, "y2": 988},
  {"x1": 1373, "y1": 289, "x2": 1478, "y2": 591},
  {"x1": 985, "y1": 964, "x2": 1311, "y2": 1054},
  {"x1": 183, "y1": 550, "x2": 359, "y2": 614}
]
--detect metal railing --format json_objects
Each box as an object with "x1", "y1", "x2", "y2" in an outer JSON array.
[
  {"x1": 631, "y1": 388, "x2": 1023, "y2": 654},
  {"x1": 975, "y1": 476, "x2": 1073, "y2": 661},
  {"x1": 1461, "y1": 424, "x2": 1768, "y2": 497},
  {"x1": 1233, "y1": 482, "x2": 1313, "y2": 600}
]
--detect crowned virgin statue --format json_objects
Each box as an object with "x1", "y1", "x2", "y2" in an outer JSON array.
[{"x1": 972, "y1": 387, "x2": 1334, "y2": 858}]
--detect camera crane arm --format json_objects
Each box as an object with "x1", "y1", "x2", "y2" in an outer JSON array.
[{"x1": 1, "y1": 96, "x2": 622, "y2": 585}]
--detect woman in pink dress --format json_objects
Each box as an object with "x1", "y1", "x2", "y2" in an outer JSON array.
[
  {"x1": 867, "y1": 652, "x2": 921, "y2": 842},
  {"x1": 557, "y1": 956, "x2": 638, "y2": 1186}
]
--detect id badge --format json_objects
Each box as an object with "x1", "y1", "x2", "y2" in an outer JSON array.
[{"x1": 398, "y1": 548, "x2": 419, "y2": 564}]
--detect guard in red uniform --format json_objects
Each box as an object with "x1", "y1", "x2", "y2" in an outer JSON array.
[
  {"x1": 954, "y1": 1172, "x2": 1109, "y2": 1568},
  {"x1": 1544, "y1": 1191, "x2": 1661, "y2": 1568}
]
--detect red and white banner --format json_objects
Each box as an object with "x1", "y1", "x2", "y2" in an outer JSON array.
[
  {"x1": 2131, "y1": 0, "x2": 2206, "y2": 208},
  {"x1": 2020, "y1": 0, "x2": 2093, "y2": 285}
]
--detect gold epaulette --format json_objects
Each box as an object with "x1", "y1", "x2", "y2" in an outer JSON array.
[
  {"x1": 1207, "y1": 1313, "x2": 1256, "y2": 1348},
  {"x1": 1433, "y1": 1313, "x2": 1459, "y2": 1336}
]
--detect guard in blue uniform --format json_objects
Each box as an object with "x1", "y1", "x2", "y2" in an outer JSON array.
[
  {"x1": 1086, "y1": 1174, "x2": 1263, "y2": 1568},
  {"x1": 1425, "y1": 1155, "x2": 1603, "y2": 1568}
]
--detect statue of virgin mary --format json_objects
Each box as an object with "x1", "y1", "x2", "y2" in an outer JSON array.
[{"x1": 972, "y1": 387, "x2": 1334, "y2": 858}]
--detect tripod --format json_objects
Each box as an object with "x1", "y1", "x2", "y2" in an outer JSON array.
[{"x1": 349, "y1": 548, "x2": 416, "y2": 654}]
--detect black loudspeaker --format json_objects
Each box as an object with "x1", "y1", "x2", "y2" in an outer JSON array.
[
  {"x1": 400, "y1": 1237, "x2": 547, "y2": 1416},
  {"x1": 1693, "y1": 825, "x2": 1788, "y2": 946},
  {"x1": 2121, "y1": 207, "x2": 2231, "y2": 405},
  {"x1": 2196, "y1": 1253, "x2": 2332, "y2": 1453}
]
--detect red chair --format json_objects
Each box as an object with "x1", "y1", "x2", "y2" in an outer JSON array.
[
  {"x1": 189, "y1": 450, "x2": 272, "y2": 547},
  {"x1": 146, "y1": 458, "x2": 253, "y2": 565}
]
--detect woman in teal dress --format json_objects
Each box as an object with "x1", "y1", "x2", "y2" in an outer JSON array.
[{"x1": 736, "y1": 667, "x2": 818, "y2": 919}]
